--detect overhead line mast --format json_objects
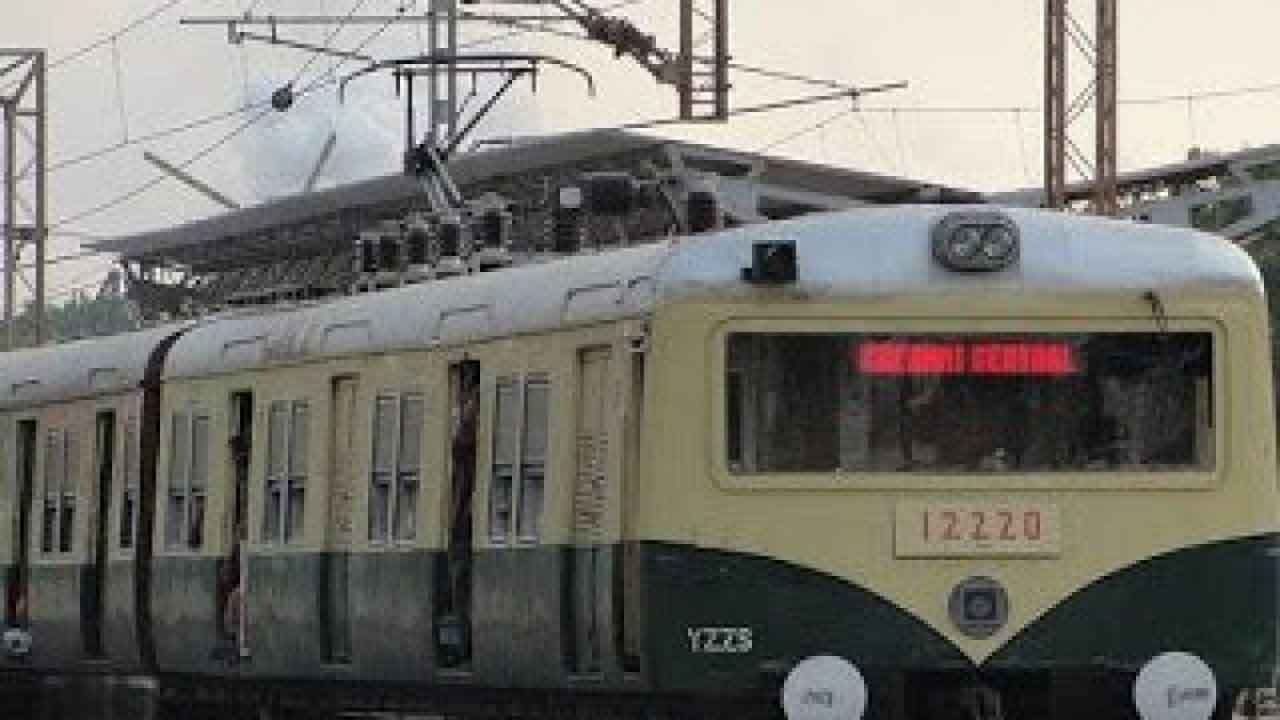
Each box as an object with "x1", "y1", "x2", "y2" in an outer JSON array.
[
  {"x1": 1044, "y1": 0, "x2": 1117, "y2": 215},
  {"x1": 0, "y1": 50, "x2": 47, "y2": 348}
]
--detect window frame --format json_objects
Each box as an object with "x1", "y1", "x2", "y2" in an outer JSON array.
[
  {"x1": 165, "y1": 409, "x2": 211, "y2": 551},
  {"x1": 367, "y1": 392, "x2": 425, "y2": 546},
  {"x1": 489, "y1": 374, "x2": 550, "y2": 546},
  {"x1": 262, "y1": 399, "x2": 310, "y2": 546},
  {"x1": 40, "y1": 427, "x2": 76, "y2": 555},
  {"x1": 712, "y1": 317, "x2": 1226, "y2": 493}
]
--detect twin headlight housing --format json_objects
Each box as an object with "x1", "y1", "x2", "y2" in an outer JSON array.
[{"x1": 932, "y1": 211, "x2": 1020, "y2": 272}]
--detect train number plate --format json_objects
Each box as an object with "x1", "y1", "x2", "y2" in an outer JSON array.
[{"x1": 894, "y1": 502, "x2": 1061, "y2": 558}]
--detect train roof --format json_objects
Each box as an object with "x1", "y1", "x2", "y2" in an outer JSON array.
[
  {"x1": 0, "y1": 323, "x2": 188, "y2": 412},
  {"x1": 162, "y1": 205, "x2": 1261, "y2": 380},
  {"x1": 0, "y1": 206, "x2": 1261, "y2": 403}
]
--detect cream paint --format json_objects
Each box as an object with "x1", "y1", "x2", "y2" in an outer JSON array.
[{"x1": 636, "y1": 286, "x2": 1276, "y2": 664}]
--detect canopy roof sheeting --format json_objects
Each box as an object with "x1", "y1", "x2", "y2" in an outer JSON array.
[{"x1": 93, "y1": 129, "x2": 981, "y2": 272}]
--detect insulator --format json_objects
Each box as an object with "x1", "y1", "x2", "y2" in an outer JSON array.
[
  {"x1": 406, "y1": 224, "x2": 432, "y2": 265},
  {"x1": 439, "y1": 220, "x2": 462, "y2": 258},
  {"x1": 582, "y1": 172, "x2": 638, "y2": 216},
  {"x1": 479, "y1": 210, "x2": 511, "y2": 250},
  {"x1": 356, "y1": 233, "x2": 378, "y2": 273},
  {"x1": 551, "y1": 206, "x2": 584, "y2": 253},
  {"x1": 378, "y1": 232, "x2": 402, "y2": 271},
  {"x1": 688, "y1": 190, "x2": 720, "y2": 234}
]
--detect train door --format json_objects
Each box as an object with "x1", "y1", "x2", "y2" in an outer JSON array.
[
  {"x1": 619, "y1": 343, "x2": 645, "y2": 673},
  {"x1": 437, "y1": 360, "x2": 479, "y2": 668},
  {"x1": 323, "y1": 376, "x2": 357, "y2": 664},
  {"x1": 568, "y1": 347, "x2": 612, "y2": 675},
  {"x1": 7, "y1": 420, "x2": 36, "y2": 628},
  {"x1": 219, "y1": 391, "x2": 253, "y2": 659},
  {"x1": 84, "y1": 410, "x2": 116, "y2": 658}
]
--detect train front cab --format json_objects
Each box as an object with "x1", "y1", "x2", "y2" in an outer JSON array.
[{"x1": 634, "y1": 212, "x2": 1279, "y2": 720}]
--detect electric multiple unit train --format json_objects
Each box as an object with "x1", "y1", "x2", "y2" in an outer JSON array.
[{"x1": 0, "y1": 205, "x2": 1273, "y2": 720}]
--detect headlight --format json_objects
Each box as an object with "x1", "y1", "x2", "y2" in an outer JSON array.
[{"x1": 932, "y1": 211, "x2": 1021, "y2": 272}]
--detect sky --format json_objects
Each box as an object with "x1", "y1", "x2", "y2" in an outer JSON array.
[{"x1": 5, "y1": 0, "x2": 1280, "y2": 300}]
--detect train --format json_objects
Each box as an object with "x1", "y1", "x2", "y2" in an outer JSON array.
[{"x1": 0, "y1": 204, "x2": 1274, "y2": 720}]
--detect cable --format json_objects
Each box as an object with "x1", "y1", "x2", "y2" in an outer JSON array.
[
  {"x1": 892, "y1": 109, "x2": 910, "y2": 177},
  {"x1": 111, "y1": 38, "x2": 130, "y2": 143},
  {"x1": 51, "y1": 91, "x2": 307, "y2": 231},
  {"x1": 756, "y1": 106, "x2": 855, "y2": 154},
  {"x1": 32, "y1": 99, "x2": 274, "y2": 179},
  {"x1": 50, "y1": 112, "x2": 267, "y2": 231},
  {"x1": 49, "y1": 0, "x2": 192, "y2": 72},
  {"x1": 1013, "y1": 110, "x2": 1032, "y2": 186},
  {"x1": 51, "y1": 40, "x2": 357, "y2": 230},
  {"x1": 854, "y1": 111, "x2": 894, "y2": 171},
  {"x1": 289, "y1": 0, "x2": 377, "y2": 88}
]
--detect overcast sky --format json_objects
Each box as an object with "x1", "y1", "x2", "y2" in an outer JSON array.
[{"x1": 4, "y1": 0, "x2": 1280, "y2": 298}]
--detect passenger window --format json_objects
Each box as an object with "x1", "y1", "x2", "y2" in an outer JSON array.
[
  {"x1": 288, "y1": 403, "x2": 309, "y2": 543},
  {"x1": 41, "y1": 428, "x2": 76, "y2": 555},
  {"x1": 369, "y1": 396, "x2": 395, "y2": 542},
  {"x1": 518, "y1": 378, "x2": 549, "y2": 543},
  {"x1": 166, "y1": 411, "x2": 209, "y2": 550},
  {"x1": 490, "y1": 380, "x2": 517, "y2": 543},
  {"x1": 263, "y1": 400, "x2": 309, "y2": 545},
  {"x1": 396, "y1": 395, "x2": 424, "y2": 541},
  {"x1": 489, "y1": 375, "x2": 550, "y2": 545},
  {"x1": 368, "y1": 393, "x2": 425, "y2": 544}
]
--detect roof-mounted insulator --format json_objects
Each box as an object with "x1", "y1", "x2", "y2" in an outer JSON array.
[
  {"x1": 474, "y1": 210, "x2": 514, "y2": 272},
  {"x1": 582, "y1": 172, "x2": 639, "y2": 217},
  {"x1": 436, "y1": 216, "x2": 470, "y2": 278},
  {"x1": 689, "y1": 190, "x2": 721, "y2": 234},
  {"x1": 551, "y1": 186, "x2": 585, "y2": 254},
  {"x1": 355, "y1": 232, "x2": 378, "y2": 274}
]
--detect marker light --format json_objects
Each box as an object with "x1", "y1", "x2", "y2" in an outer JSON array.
[{"x1": 932, "y1": 211, "x2": 1020, "y2": 271}]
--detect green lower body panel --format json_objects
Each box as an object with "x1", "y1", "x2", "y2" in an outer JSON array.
[
  {"x1": 989, "y1": 534, "x2": 1278, "y2": 684},
  {"x1": 642, "y1": 534, "x2": 1279, "y2": 700}
]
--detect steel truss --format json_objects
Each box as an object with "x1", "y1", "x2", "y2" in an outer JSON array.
[
  {"x1": 0, "y1": 50, "x2": 47, "y2": 348},
  {"x1": 1045, "y1": 0, "x2": 1117, "y2": 214}
]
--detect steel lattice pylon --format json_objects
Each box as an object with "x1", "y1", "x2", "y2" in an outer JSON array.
[
  {"x1": 0, "y1": 49, "x2": 47, "y2": 348},
  {"x1": 1044, "y1": 0, "x2": 1117, "y2": 215}
]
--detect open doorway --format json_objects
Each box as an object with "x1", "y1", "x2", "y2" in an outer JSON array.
[
  {"x1": 437, "y1": 360, "x2": 479, "y2": 669},
  {"x1": 216, "y1": 392, "x2": 253, "y2": 661},
  {"x1": 7, "y1": 420, "x2": 36, "y2": 629},
  {"x1": 84, "y1": 411, "x2": 116, "y2": 658}
]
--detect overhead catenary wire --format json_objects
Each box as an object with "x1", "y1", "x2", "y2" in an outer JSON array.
[
  {"x1": 288, "y1": 0, "x2": 378, "y2": 89},
  {"x1": 38, "y1": 0, "x2": 1280, "y2": 191},
  {"x1": 38, "y1": 0, "x2": 1280, "y2": 249},
  {"x1": 49, "y1": 9, "x2": 404, "y2": 233},
  {"x1": 48, "y1": 0, "x2": 192, "y2": 72},
  {"x1": 755, "y1": 105, "x2": 856, "y2": 154},
  {"x1": 51, "y1": 76, "x2": 327, "y2": 232}
]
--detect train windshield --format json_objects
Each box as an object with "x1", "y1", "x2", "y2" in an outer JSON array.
[{"x1": 726, "y1": 332, "x2": 1214, "y2": 473}]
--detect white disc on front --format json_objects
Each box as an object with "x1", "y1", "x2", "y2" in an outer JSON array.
[
  {"x1": 1134, "y1": 651, "x2": 1218, "y2": 720},
  {"x1": 781, "y1": 655, "x2": 868, "y2": 720}
]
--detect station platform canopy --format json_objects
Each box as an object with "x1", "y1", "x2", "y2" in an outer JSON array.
[{"x1": 90, "y1": 128, "x2": 982, "y2": 320}]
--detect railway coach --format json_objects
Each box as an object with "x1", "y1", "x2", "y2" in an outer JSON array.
[{"x1": 0, "y1": 205, "x2": 1273, "y2": 720}]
